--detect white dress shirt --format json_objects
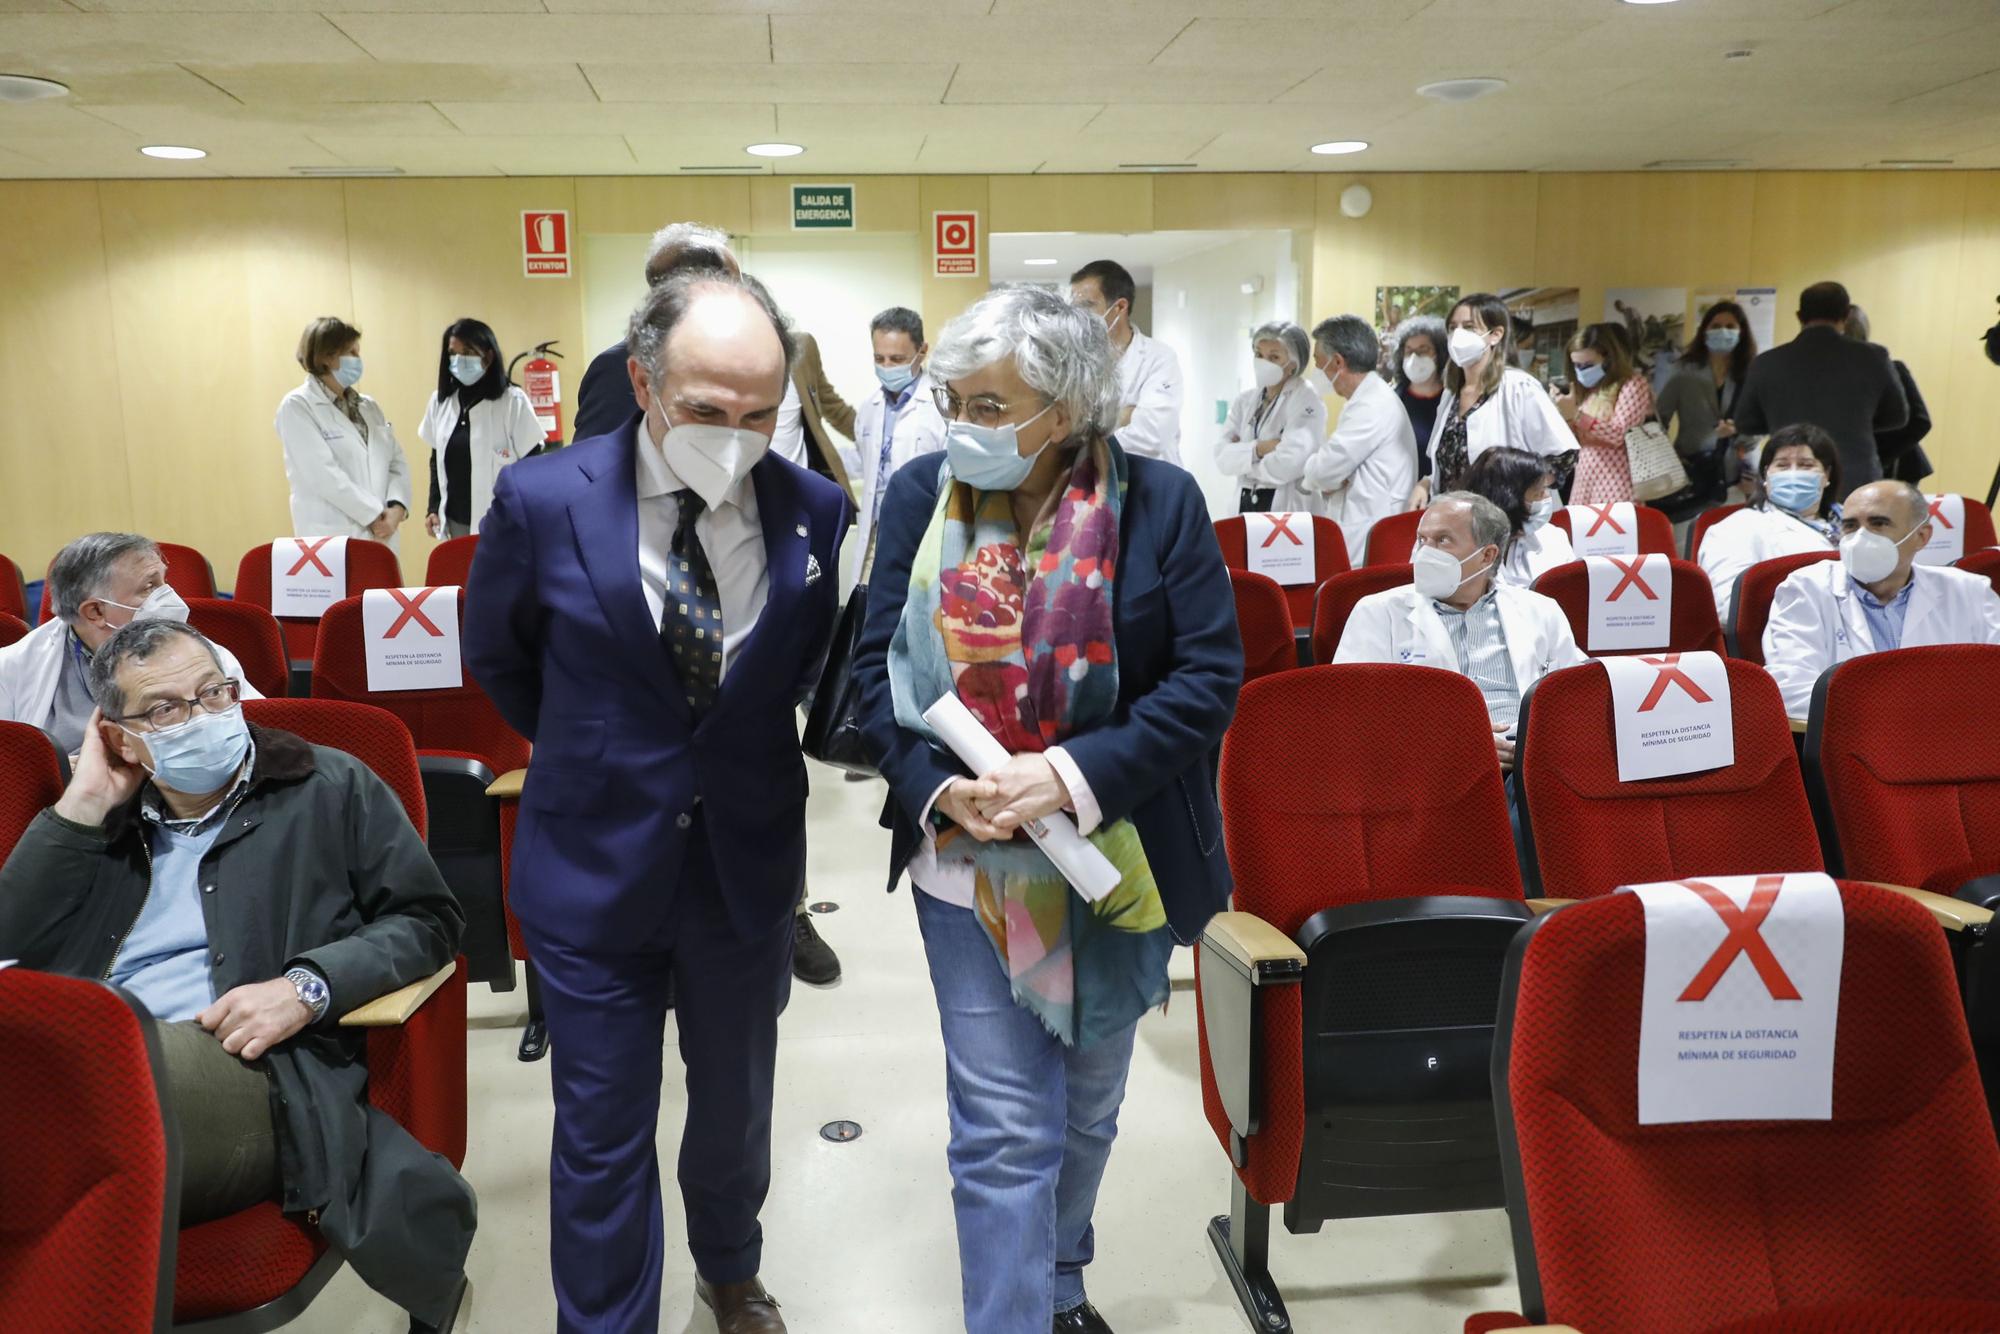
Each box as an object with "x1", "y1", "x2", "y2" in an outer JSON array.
[
  {"x1": 1302, "y1": 372, "x2": 1418, "y2": 565},
  {"x1": 1114, "y1": 330, "x2": 1186, "y2": 467},
  {"x1": 634, "y1": 420, "x2": 769, "y2": 679},
  {"x1": 769, "y1": 377, "x2": 809, "y2": 469}
]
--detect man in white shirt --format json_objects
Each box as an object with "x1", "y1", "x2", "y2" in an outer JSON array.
[
  {"x1": 1763, "y1": 479, "x2": 2000, "y2": 717},
  {"x1": 851, "y1": 306, "x2": 948, "y2": 572},
  {"x1": 1069, "y1": 259, "x2": 1185, "y2": 467},
  {"x1": 1304, "y1": 315, "x2": 1418, "y2": 566}
]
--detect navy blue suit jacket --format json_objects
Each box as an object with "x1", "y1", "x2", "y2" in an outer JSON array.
[
  {"x1": 570, "y1": 340, "x2": 641, "y2": 447},
  {"x1": 855, "y1": 446, "x2": 1242, "y2": 945},
  {"x1": 463, "y1": 419, "x2": 851, "y2": 948}
]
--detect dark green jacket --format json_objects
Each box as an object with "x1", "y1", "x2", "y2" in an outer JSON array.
[{"x1": 0, "y1": 725, "x2": 475, "y2": 1322}]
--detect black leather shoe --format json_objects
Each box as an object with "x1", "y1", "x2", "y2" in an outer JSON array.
[
  {"x1": 792, "y1": 911, "x2": 842, "y2": 986},
  {"x1": 1053, "y1": 1301, "x2": 1114, "y2": 1333}
]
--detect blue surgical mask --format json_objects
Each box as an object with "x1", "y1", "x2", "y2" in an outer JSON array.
[
  {"x1": 124, "y1": 706, "x2": 250, "y2": 795},
  {"x1": 1766, "y1": 470, "x2": 1824, "y2": 514},
  {"x1": 334, "y1": 355, "x2": 364, "y2": 388},
  {"x1": 1705, "y1": 327, "x2": 1741, "y2": 354},
  {"x1": 943, "y1": 402, "x2": 1056, "y2": 492},
  {"x1": 449, "y1": 354, "x2": 484, "y2": 386},
  {"x1": 1573, "y1": 362, "x2": 1607, "y2": 390},
  {"x1": 876, "y1": 362, "x2": 917, "y2": 393}
]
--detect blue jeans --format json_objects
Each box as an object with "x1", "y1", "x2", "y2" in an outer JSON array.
[{"x1": 915, "y1": 889, "x2": 1140, "y2": 1333}]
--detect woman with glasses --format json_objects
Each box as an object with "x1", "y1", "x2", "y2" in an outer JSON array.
[
  {"x1": 856, "y1": 285, "x2": 1241, "y2": 1334},
  {"x1": 1214, "y1": 321, "x2": 1327, "y2": 514}
]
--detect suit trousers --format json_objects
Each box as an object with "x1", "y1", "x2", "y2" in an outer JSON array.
[
  {"x1": 523, "y1": 810, "x2": 795, "y2": 1333},
  {"x1": 153, "y1": 1018, "x2": 281, "y2": 1225}
]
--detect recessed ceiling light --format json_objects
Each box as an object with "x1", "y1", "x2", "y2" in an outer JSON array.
[
  {"x1": 1022, "y1": 258, "x2": 1059, "y2": 266},
  {"x1": 745, "y1": 142, "x2": 803, "y2": 158},
  {"x1": 1310, "y1": 140, "x2": 1369, "y2": 156},
  {"x1": 1417, "y1": 78, "x2": 1507, "y2": 103},
  {"x1": 140, "y1": 145, "x2": 206, "y2": 160},
  {"x1": 0, "y1": 73, "x2": 68, "y2": 103}
]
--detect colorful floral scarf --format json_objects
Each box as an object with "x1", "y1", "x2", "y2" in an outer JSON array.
[{"x1": 889, "y1": 434, "x2": 1171, "y2": 1048}]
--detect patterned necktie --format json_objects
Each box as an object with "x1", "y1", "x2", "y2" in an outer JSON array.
[{"x1": 660, "y1": 490, "x2": 724, "y2": 715}]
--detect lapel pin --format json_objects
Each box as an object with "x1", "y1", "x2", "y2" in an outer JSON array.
[{"x1": 795, "y1": 523, "x2": 809, "y2": 537}]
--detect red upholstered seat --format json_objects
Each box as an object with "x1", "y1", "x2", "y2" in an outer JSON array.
[
  {"x1": 185, "y1": 598, "x2": 288, "y2": 700},
  {"x1": 1687, "y1": 502, "x2": 1746, "y2": 561},
  {"x1": 1955, "y1": 547, "x2": 2000, "y2": 597},
  {"x1": 1308, "y1": 564, "x2": 1412, "y2": 665},
  {"x1": 1938, "y1": 495, "x2": 1999, "y2": 553},
  {"x1": 1806, "y1": 644, "x2": 2000, "y2": 892},
  {"x1": 243, "y1": 697, "x2": 426, "y2": 833},
  {"x1": 424, "y1": 535, "x2": 479, "y2": 589},
  {"x1": 1212, "y1": 515, "x2": 1351, "y2": 630},
  {"x1": 1481, "y1": 883, "x2": 2000, "y2": 1334},
  {"x1": 0, "y1": 551, "x2": 26, "y2": 622},
  {"x1": 1531, "y1": 556, "x2": 1725, "y2": 658},
  {"x1": 0, "y1": 970, "x2": 176, "y2": 1332},
  {"x1": 170, "y1": 1205, "x2": 327, "y2": 1324},
  {"x1": 0, "y1": 611, "x2": 27, "y2": 649},
  {"x1": 233, "y1": 539, "x2": 403, "y2": 666},
  {"x1": 1516, "y1": 658, "x2": 1822, "y2": 900},
  {"x1": 1731, "y1": 550, "x2": 1837, "y2": 664},
  {"x1": 1362, "y1": 508, "x2": 1421, "y2": 567},
  {"x1": 1227, "y1": 569, "x2": 1297, "y2": 681},
  {"x1": 1551, "y1": 501, "x2": 1676, "y2": 557},
  {"x1": 37, "y1": 541, "x2": 217, "y2": 623},
  {"x1": 0, "y1": 720, "x2": 65, "y2": 864}
]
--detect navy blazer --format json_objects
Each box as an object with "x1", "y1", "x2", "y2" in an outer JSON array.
[
  {"x1": 570, "y1": 339, "x2": 641, "y2": 446},
  {"x1": 855, "y1": 445, "x2": 1242, "y2": 945},
  {"x1": 463, "y1": 419, "x2": 851, "y2": 948}
]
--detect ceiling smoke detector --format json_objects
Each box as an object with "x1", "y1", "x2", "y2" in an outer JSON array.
[
  {"x1": 0, "y1": 73, "x2": 68, "y2": 103},
  {"x1": 1416, "y1": 78, "x2": 1507, "y2": 103}
]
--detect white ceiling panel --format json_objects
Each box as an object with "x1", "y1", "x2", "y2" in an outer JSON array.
[
  {"x1": 69, "y1": 0, "x2": 543, "y2": 12},
  {"x1": 774, "y1": 103, "x2": 1099, "y2": 139},
  {"x1": 772, "y1": 14, "x2": 1187, "y2": 65},
  {"x1": 0, "y1": 12, "x2": 373, "y2": 64},
  {"x1": 80, "y1": 100, "x2": 459, "y2": 139},
  {"x1": 944, "y1": 65, "x2": 1309, "y2": 107},
  {"x1": 583, "y1": 62, "x2": 953, "y2": 104},
  {"x1": 188, "y1": 61, "x2": 598, "y2": 104},
  {"x1": 326, "y1": 13, "x2": 770, "y2": 65},
  {"x1": 434, "y1": 102, "x2": 777, "y2": 139},
  {"x1": 311, "y1": 133, "x2": 636, "y2": 174}
]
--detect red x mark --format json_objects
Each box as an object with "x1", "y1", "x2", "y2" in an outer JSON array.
[
  {"x1": 1606, "y1": 556, "x2": 1659, "y2": 601},
  {"x1": 384, "y1": 587, "x2": 446, "y2": 638},
  {"x1": 1636, "y1": 654, "x2": 1713, "y2": 712},
  {"x1": 1676, "y1": 876, "x2": 1802, "y2": 1002},
  {"x1": 1928, "y1": 498, "x2": 1954, "y2": 529},
  {"x1": 1260, "y1": 514, "x2": 1304, "y2": 548},
  {"x1": 286, "y1": 537, "x2": 335, "y2": 577},
  {"x1": 1581, "y1": 504, "x2": 1627, "y2": 536}
]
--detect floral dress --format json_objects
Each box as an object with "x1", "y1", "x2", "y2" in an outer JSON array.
[{"x1": 1569, "y1": 375, "x2": 1656, "y2": 506}]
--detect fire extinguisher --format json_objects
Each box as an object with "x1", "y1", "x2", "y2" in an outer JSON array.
[{"x1": 512, "y1": 340, "x2": 565, "y2": 451}]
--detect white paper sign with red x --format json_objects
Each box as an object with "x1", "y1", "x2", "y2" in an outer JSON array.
[
  {"x1": 1585, "y1": 553, "x2": 1672, "y2": 651},
  {"x1": 270, "y1": 536, "x2": 348, "y2": 619},
  {"x1": 1599, "y1": 650, "x2": 1734, "y2": 782},
  {"x1": 1244, "y1": 512, "x2": 1316, "y2": 587},
  {"x1": 1567, "y1": 501, "x2": 1639, "y2": 558},
  {"x1": 362, "y1": 585, "x2": 463, "y2": 692}
]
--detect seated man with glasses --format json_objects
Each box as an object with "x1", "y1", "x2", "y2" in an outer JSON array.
[{"x1": 0, "y1": 619, "x2": 475, "y2": 1332}]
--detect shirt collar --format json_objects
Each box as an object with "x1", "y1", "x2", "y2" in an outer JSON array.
[
  {"x1": 1432, "y1": 589, "x2": 1498, "y2": 618},
  {"x1": 141, "y1": 735, "x2": 257, "y2": 834},
  {"x1": 1853, "y1": 573, "x2": 1918, "y2": 611}
]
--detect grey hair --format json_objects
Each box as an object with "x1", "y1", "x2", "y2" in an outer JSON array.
[
  {"x1": 927, "y1": 284, "x2": 1120, "y2": 434},
  {"x1": 88, "y1": 620, "x2": 223, "y2": 719},
  {"x1": 1311, "y1": 315, "x2": 1380, "y2": 373},
  {"x1": 1388, "y1": 313, "x2": 1449, "y2": 385},
  {"x1": 626, "y1": 270, "x2": 798, "y2": 395},
  {"x1": 50, "y1": 532, "x2": 159, "y2": 623},
  {"x1": 1433, "y1": 490, "x2": 1513, "y2": 553},
  {"x1": 1844, "y1": 303, "x2": 1872, "y2": 343},
  {"x1": 1251, "y1": 321, "x2": 1310, "y2": 376},
  {"x1": 643, "y1": 220, "x2": 736, "y2": 285}
]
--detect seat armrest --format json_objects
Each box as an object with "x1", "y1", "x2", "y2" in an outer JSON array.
[
  {"x1": 1861, "y1": 881, "x2": 1996, "y2": 933},
  {"x1": 487, "y1": 767, "x2": 527, "y2": 799},
  {"x1": 1525, "y1": 898, "x2": 1574, "y2": 915},
  {"x1": 339, "y1": 961, "x2": 458, "y2": 1027},
  {"x1": 1201, "y1": 910, "x2": 1306, "y2": 984}
]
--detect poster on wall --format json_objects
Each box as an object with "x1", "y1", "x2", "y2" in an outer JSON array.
[
  {"x1": 1375, "y1": 285, "x2": 1458, "y2": 335},
  {"x1": 521, "y1": 210, "x2": 570, "y2": 279},
  {"x1": 1734, "y1": 287, "x2": 1781, "y2": 355},
  {"x1": 1500, "y1": 287, "x2": 1580, "y2": 385},
  {"x1": 933, "y1": 211, "x2": 980, "y2": 278},
  {"x1": 1606, "y1": 287, "x2": 1687, "y2": 387}
]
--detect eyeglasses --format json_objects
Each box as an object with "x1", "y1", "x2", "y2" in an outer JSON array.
[
  {"x1": 931, "y1": 387, "x2": 1046, "y2": 429},
  {"x1": 116, "y1": 680, "x2": 241, "y2": 732}
]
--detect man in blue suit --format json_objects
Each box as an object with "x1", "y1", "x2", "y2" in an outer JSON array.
[{"x1": 464, "y1": 270, "x2": 850, "y2": 1334}]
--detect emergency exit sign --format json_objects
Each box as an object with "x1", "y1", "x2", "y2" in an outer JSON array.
[{"x1": 791, "y1": 184, "x2": 855, "y2": 230}]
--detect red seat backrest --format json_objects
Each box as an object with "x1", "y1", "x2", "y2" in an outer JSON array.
[
  {"x1": 1943, "y1": 495, "x2": 2000, "y2": 552},
  {"x1": 1732, "y1": 550, "x2": 1838, "y2": 664},
  {"x1": 0, "y1": 720, "x2": 65, "y2": 864},
  {"x1": 1363, "y1": 509, "x2": 1422, "y2": 567},
  {"x1": 1955, "y1": 548, "x2": 2000, "y2": 598},
  {"x1": 1686, "y1": 502, "x2": 1745, "y2": 561},
  {"x1": 1499, "y1": 883, "x2": 2000, "y2": 1332},
  {"x1": 1309, "y1": 565, "x2": 1413, "y2": 665},
  {"x1": 1212, "y1": 515, "x2": 1352, "y2": 630},
  {"x1": 1227, "y1": 569, "x2": 1297, "y2": 681},
  {"x1": 1811, "y1": 644, "x2": 2000, "y2": 892},
  {"x1": 37, "y1": 541, "x2": 216, "y2": 622},
  {"x1": 1530, "y1": 557, "x2": 1725, "y2": 658},
  {"x1": 0, "y1": 969, "x2": 176, "y2": 1332},
  {"x1": 234, "y1": 540, "x2": 404, "y2": 663},
  {"x1": 185, "y1": 599, "x2": 288, "y2": 700},
  {"x1": 0, "y1": 552, "x2": 27, "y2": 623},
  {"x1": 0, "y1": 612, "x2": 27, "y2": 650},
  {"x1": 1221, "y1": 665, "x2": 1522, "y2": 937},
  {"x1": 241, "y1": 697, "x2": 426, "y2": 837},
  {"x1": 309, "y1": 591, "x2": 531, "y2": 775},
  {"x1": 424, "y1": 536, "x2": 479, "y2": 589},
  {"x1": 1551, "y1": 502, "x2": 1676, "y2": 557},
  {"x1": 1517, "y1": 658, "x2": 1822, "y2": 899}
]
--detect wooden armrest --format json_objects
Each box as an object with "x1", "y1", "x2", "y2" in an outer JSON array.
[
  {"x1": 338, "y1": 962, "x2": 457, "y2": 1027},
  {"x1": 1525, "y1": 898, "x2": 1575, "y2": 915},
  {"x1": 1861, "y1": 882, "x2": 1995, "y2": 933},
  {"x1": 1789, "y1": 717, "x2": 1808, "y2": 735},
  {"x1": 486, "y1": 767, "x2": 526, "y2": 799},
  {"x1": 1201, "y1": 910, "x2": 1306, "y2": 980}
]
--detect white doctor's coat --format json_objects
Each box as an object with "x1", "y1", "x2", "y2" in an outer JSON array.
[
  {"x1": 0, "y1": 617, "x2": 263, "y2": 737},
  {"x1": 1332, "y1": 582, "x2": 1586, "y2": 724},
  {"x1": 276, "y1": 378, "x2": 414, "y2": 553}
]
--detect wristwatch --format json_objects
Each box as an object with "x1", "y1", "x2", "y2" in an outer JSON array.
[{"x1": 285, "y1": 966, "x2": 331, "y2": 1023}]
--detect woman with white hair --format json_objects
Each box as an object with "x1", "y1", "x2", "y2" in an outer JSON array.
[
  {"x1": 854, "y1": 285, "x2": 1241, "y2": 1334},
  {"x1": 1214, "y1": 320, "x2": 1328, "y2": 514}
]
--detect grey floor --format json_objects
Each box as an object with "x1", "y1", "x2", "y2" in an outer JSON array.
[{"x1": 294, "y1": 764, "x2": 1522, "y2": 1333}]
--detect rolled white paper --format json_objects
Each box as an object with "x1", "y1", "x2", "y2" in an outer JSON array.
[{"x1": 922, "y1": 693, "x2": 1125, "y2": 903}]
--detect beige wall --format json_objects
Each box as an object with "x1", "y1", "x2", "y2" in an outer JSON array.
[{"x1": 3, "y1": 169, "x2": 1997, "y2": 586}]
